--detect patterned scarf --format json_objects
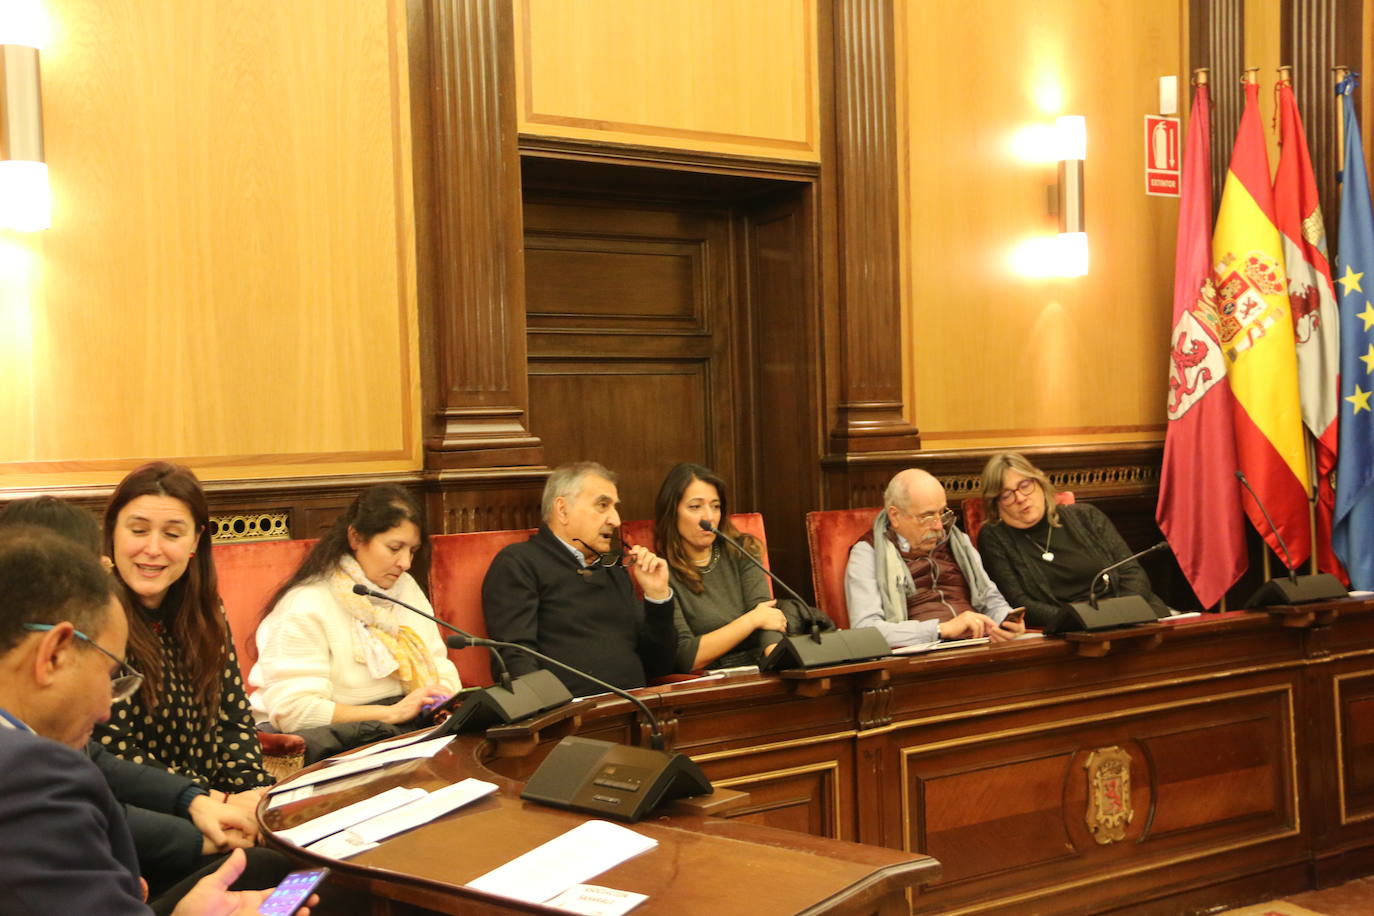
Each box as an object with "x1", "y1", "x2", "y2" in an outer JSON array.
[{"x1": 330, "y1": 555, "x2": 438, "y2": 693}]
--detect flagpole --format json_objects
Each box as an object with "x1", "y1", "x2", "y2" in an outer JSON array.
[
  {"x1": 1335, "y1": 66, "x2": 1349, "y2": 189},
  {"x1": 1245, "y1": 64, "x2": 1270, "y2": 585}
]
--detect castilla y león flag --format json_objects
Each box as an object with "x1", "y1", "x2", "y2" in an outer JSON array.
[
  {"x1": 1211, "y1": 81, "x2": 1312, "y2": 568},
  {"x1": 1157, "y1": 79, "x2": 1247, "y2": 607},
  {"x1": 1274, "y1": 78, "x2": 1345, "y2": 582}
]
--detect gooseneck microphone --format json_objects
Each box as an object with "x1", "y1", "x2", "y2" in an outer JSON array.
[
  {"x1": 1233, "y1": 470, "x2": 1347, "y2": 606},
  {"x1": 440, "y1": 631, "x2": 666, "y2": 750},
  {"x1": 352, "y1": 583, "x2": 514, "y2": 692},
  {"x1": 1234, "y1": 470, "x2": 1298, "y2": 582},
  {"x1": 1088, "y1": 541, "x2": 1170, "y2": 607},
  {"x1": 698, "y1": 519, "x2": 824, "y2": 641}
]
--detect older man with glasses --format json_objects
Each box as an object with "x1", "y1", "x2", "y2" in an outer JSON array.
[{"x1": 844, "y1": 468, "x2": 1023, "y2": 648}]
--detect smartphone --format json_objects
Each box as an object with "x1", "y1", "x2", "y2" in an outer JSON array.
[
  {"x1": 1003, "y1": 607, "x2": 1026, "y2": 626},
  {"x1": 259, "y1": 867, "x2": 329, "y2": 916}
]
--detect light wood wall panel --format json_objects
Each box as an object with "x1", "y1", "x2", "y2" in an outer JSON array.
[
  {"x1": 0, "y1": 0, "x2": 419, "y2": 487},
  {"x1": 900, "y1": 0, "x2": 1185, "y2": 450},
  {"x1": 514, "y1": 0, "x2": 819, "y2": 160}
]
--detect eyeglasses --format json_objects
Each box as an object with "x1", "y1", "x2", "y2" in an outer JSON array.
[
  {"x1": 573, "y1": 537, "x2": 638, "y2": 568},
  {"x1": 22, "y1": 623, "x2": 144, "y2": 702},
  {"x1": 901, "y1": 507, "x2": 956, "y2": 529},
  {"x1": 997, "y1": 479, "x2": 1039, "y2": 505}
]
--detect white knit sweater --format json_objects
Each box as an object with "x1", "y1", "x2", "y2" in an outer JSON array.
[{"x1": 249, "y1": 574, "x2": 461, "y2": 732}]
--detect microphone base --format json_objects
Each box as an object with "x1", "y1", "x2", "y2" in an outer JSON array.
[
  {"x1": 432, "y1": 669, "x2": 574, "y2": 736},
  {"x1": 1244, "y1": 574, "x2": 1348, "y2": 609},
  {"x1": 520, "y1": 736, "x2": 713, "y2": 823},
  {"x1": 1052, "y1": 596, "x2": 1159, "y2": 635},
  {"x1": 758, "y1": 627, "x2": 891, "y2": 672}
]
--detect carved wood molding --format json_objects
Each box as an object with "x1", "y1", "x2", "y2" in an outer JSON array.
[
  {"x1": 1190, "y1": 0, "x2": 1244, "y2": 209},
  {"x1": 411, "y1": 0, "x2": 542, "y2": 469},
  {"x1": 827, "y1": 0, "x2": 919, "y2": 454}
]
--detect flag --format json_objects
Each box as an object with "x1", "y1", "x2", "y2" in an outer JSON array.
[
  {"x1": 1273, "y1": 78, "x2": 1346, "y2": 582},
  {"x1": 1157, "y1": 80, "x2": 1247, "y2": 607},
  {"x1": 1211, "y1": 81, "x2": 1312, "y2": 569},
  {"x1": 1333, "y1": 73, "x2": 1374, "y2": 589}
]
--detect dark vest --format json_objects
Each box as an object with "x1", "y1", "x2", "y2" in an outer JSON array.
[{"x1": 859, "y1": 529, "x2": 975, "y2": 623}]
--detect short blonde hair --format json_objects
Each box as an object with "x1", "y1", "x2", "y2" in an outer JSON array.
[{"x1": 979, "y1": 452, "x2": 1061, "y2": 527}]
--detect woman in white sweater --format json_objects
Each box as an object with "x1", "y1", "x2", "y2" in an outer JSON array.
[{"x1": 249, "y1": 485, "x2": 461, "y2": 734}]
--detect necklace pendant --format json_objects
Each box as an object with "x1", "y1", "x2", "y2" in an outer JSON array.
[{"x1": 1041, "y1": 551, "x2": 1055, "y2": 562}]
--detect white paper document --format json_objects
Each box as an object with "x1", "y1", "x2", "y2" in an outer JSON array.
[
  {"x1": 276, "y1": 785, "x2": 423, "y2": 847},
  {"x1": 544, "y1": 884, "x2": 648, "y2": 915},
  {"x1": 328, "y1": 728, "x2": 438, "y2": 762},
  {"x1": 267, "y1": 734, "x2": 455, "y2": 794},
  {"x1": 348, "y1": 778, "x2": 498, "y2": 843},
  {"x1": 893, "y1": 632, "x2": 1045, "y2": 655},
  {"x1": 465, "y1": 820, "x2": 658, "y2": 905}
]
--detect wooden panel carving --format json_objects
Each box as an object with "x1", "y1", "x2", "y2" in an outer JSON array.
[
  {"x1": 713, "y1": 761, "x2": 843, "y2": 839},
  {"x1": 1334, "y1": 670, "x2": 1374, "y2": 824},
  {"x1": 1143, "y1": 717, "x2": 1283, "y2": 838},
  {"x1": 1191, "y1": 0, "x2": 1245, "y2": 205}
]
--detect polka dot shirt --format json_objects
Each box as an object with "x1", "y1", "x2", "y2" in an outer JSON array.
[{"x1": 93, "y1": 614, "x2": 272, "y2": 792}]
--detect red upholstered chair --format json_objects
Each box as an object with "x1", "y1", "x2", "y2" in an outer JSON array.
[
  {"x1": 962, "y1": 490, "x2": 1075, "y2": 546},
  {"x1": 428, "y1": 528, "x2": 537, "y2": 688},
  {"x1": 214, "y1": 538, "x2": 317, "y2": 684},
  {"x1": 622, "y1": 512, "x2": 772, "y2": 594},
  {"x1": 804, "y1": 508, "x2": 881, "y2": 629}
]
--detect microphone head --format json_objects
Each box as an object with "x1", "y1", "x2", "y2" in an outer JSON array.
[
  {"x1": 1234, "y1": 470, "x2": 1245, "y2": 481},
  {"x1": 352, "y1": 584, "x2": 370, "y2": 596},
  {"x1": 698, "y1": 519, "x2": 714, "y2": 532}
]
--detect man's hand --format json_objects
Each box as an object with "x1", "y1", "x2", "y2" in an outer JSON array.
[
  {"x1": 627, "y1": 545, "x2": 671, "y2": 601},
  {"x1": 990, "y1": 614, "x2": 1026, "y2": 642},
  {"x1": 937, "y1": 610, "x2": 999, "y2": 640},
  {"x1": 223, "y1": 788, "x2": 267, "y2": 818},
  {"x1": 187, "y1": 793, "x2": 258, "y2": 854},
  {"x1": 170, "y1": 848, "x2": 318, "y2": 916}
]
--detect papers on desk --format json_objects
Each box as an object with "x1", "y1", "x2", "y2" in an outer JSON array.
[
  {"x1": 279, "y1": 778, "x2": 499, "y2": 859},
  {"x1": 267, "y1": 734, "x2": 455, "y2": 794},
  {"x1": 466, "y1": 820, "x2": 657, "y2": 908},
  {"x1": 892, "y1": 632, "x2": 1046, "y2": 655}
]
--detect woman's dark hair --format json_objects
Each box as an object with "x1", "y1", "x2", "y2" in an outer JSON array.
[
  {"x1": 251, "y1": 484, "x2": 429, "y2": 658},
  {"x1": 103, "y1": 462, "x2": 222, "y2": 712},
  {"x1": 0, "y1": 496, "x2": 103, "y2": 556},
  {"x1": 652, "y1": 463, "x2": 757, "y2": 595}
]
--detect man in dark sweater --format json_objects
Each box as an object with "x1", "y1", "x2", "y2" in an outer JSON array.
[{"x1": 482, "y1": 462, "x2": 678, "y2": 695}]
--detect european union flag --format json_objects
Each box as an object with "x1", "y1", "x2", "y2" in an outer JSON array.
[{"x1": 1333, "y1": 74, "x2": 1374, "y2": 588}]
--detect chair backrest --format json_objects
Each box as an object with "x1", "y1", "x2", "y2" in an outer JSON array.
[
  {"x1": 213, "y1": 538, "x2": 318, "y2": 683},
  {"x1": 962, "y1": 490, "x2": 1076, "y2": 546},
  {"x1": 429, "y1": 528, "x2": 537, "y2": 687},
  {"x1": 621, "y1": 512, "x2": 773, "y2": 596},
  {"x1": 804, "y1": 508, "x2": 880, "y2": 629}
]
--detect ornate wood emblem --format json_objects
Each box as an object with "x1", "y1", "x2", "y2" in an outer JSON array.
[{"x1": 1084, "y1": 746, "x2": 1133, "y2": 845}]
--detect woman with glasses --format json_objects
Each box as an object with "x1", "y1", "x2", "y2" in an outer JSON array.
[
  {"x1": 95, "y1": 462, "x2": 274, "y2": 805},
  {"x1": 249, "y1": 485, "x2": 459, "y2": 742},
  {"x1": 652, "y1": 463, "x2": 787, "y2": 671},
  {"x1": 976, "y1": 452, "x2": 1170, "y2": 628}
]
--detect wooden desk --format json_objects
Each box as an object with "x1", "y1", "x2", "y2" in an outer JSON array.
[
  {"x1": 261, "y1": 731, "x2": 939, "y2": 915},
  {"x1": 265, "y1": 601, "x2": 1374, "y2": 914}
]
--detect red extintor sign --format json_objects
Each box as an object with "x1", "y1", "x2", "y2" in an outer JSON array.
[{"x1": 1145, "y1": 115, "x2": 1181, "y2": 196}]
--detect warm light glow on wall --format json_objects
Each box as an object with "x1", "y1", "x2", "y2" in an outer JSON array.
[{"x1": 0, "y1": 0, "x2": 50, "y2": 232}]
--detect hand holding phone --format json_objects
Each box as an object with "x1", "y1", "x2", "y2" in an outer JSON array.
[{"x1": 259, "y1": 868, "x2": 329, "y2": 916}]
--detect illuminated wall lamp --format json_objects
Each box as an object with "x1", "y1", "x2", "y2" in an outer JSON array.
[
  {"x1": 0, "y1": 5, "x2": 50, "y2": 232},
  {"x1": 1053, "y1": 115, "x2": 1087, "y2": 277}
]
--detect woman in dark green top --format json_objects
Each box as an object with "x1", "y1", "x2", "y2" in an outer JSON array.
[
  {"x1": 653, "y1": 463, "x2": 787, "y2": 671},
  {"x1": 975, "y1": 452, "x2": 1170, "y2": 629}
]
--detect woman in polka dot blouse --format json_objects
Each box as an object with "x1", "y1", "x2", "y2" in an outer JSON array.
[{"x1": 94, "y1": 462, "x2": 272, "y2": 808}]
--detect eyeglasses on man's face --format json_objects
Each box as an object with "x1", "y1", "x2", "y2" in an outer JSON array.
[
  {"x1": 22, "y1": 623, "x2": 144, "y2": 702},
  {"x1": 997, "y1": 478, "x2": 1039, "y2": 505},
  {"x1": 902, "y1": 507, "x2": 955, "y2": 529}
]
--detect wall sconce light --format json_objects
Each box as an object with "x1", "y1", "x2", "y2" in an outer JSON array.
[
  {"x1": 0, "y1": 0, "x2": 50, "y2": 231},
  {"x1": 1053, "y1": 115, "x2": 1087, "y2": 276}
]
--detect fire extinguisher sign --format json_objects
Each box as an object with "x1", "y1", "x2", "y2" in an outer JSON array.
[{"x1": 1145, "y1": 115, "x2": 1181, "y2": 197}]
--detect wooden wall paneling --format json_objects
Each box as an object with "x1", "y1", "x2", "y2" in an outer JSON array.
[
  {"x1": 1280, "y1": 0, "x2": 1365, "y2": 254},
  {"x1": 522, "y1": 192, "x2": 739, "y2": 524},
  {"x1": 408, "y1": 0, "x2": 546, "y2": 531},
  {"x1": 1191, "y1": 0, "x2": 1246, "y2": 205},
  {"x1": 825, "y1": 0, "x2": 919, "y2": 461}
]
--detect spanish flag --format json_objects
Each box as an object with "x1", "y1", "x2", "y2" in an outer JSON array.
[{"x1": 1211, "y1": 80, "x2": 1311, "y2": 568}]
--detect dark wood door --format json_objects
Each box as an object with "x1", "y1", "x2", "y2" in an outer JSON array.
[{"x1": 523, "y1": 195, "x2": 743, "y2": 524}]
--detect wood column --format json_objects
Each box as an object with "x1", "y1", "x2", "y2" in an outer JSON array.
[
  {"x1": 408, "y1": 0, "x2": 545, "y2": 531},
  {"x1": 827, "y1": 0, "x2": 919, "y2": 457}
]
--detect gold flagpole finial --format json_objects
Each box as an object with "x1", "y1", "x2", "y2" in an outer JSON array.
[
  {"x1": 1192, "y1": 67, "x2": 1209, "y2": 86},
  {"x1": 1277, "y1": 64, "x2": 1293, "y2": 84},
  {"x1": 1242, "y1": 67, "x2": 1260, "y2": 86}
]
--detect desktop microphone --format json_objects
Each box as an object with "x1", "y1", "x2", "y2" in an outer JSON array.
[
  {"x1": 352, "y1": 584, "x2": 572, "y2": 733},
  {"x1": 1050, "y1": 542, "x2": 1170, "y2": 634},
  {"x1": 697, "y1": 519, "x2": 889, "y2": 670},
  {"x1": 358, "y1": 589, "x2": 713, "y2": 823},
  {"x1": 1088, "y1": 541, "x2": 1170, "y2": 607},
  {"x1": 1233, "y1": 471, "x2": 1346, "y2": 606}
]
